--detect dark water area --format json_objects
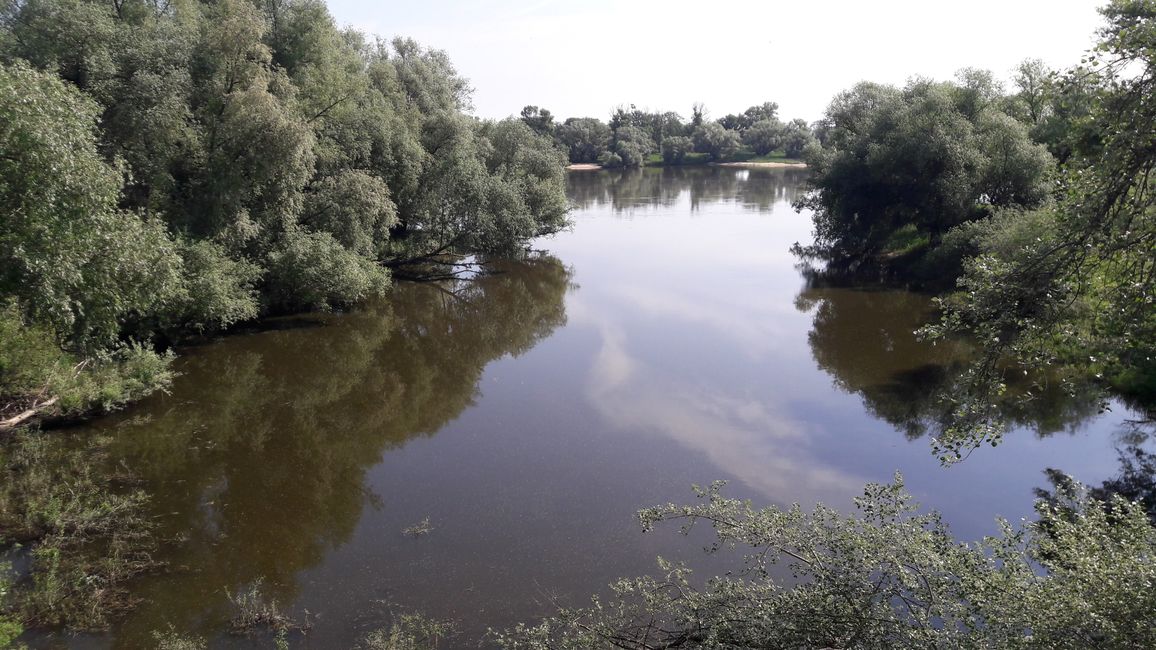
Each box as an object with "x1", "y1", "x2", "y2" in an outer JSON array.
[{"x1": 29, "y1": 167, "x2": 1141, "y2": 648}]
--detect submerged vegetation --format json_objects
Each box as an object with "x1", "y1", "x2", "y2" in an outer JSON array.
[{"x1": 0, "y1": 429, "x2": 158, "y2": 631}]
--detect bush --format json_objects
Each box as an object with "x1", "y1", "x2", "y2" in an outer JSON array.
[
  {"x1": 174, "y1": 239, "x2": 262, "y2": 333},
  {"x1": 691, "y1": 123, "x2": 740, "y2": 161},
  {"x1": 0, "y1": 304, "x2": 172, "y2": 417},
  {"x1": 498, "y1": 476, "x2": 1156, "y2": 649},
  {"x1": 265, "y1": 229, "x2": 391, "y2": 311},
  {"x1": 661, "y1": 135, "x2": 694, "y2": 165}
]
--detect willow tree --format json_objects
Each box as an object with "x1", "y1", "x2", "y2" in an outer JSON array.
[
  {"x1": 925, "y1": 0, "x2": 1156, "y2": 457},
  {"x1": 796, "y1": 76, "x2": 1053, "y2": 271}
]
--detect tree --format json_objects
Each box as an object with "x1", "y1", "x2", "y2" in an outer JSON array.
[
  {"x1": 0, "y1": 61, "x2": 182, "y2": 348},
  {"x1": 0, "y1": 0, "x2": 571, "y2": 415},
  {"x1": 498, "y1": 476, "x2": 1156, "y2": 649},
  {"x1": 519, "y1": 105, "x2": 555, "y2": 137},
  {"x1": 691, "y1": 122, "x2": 740, "y2": 161},
  {"x1": 780, "y1": 118, "x2": 817, "y2": 158},
  {"x1": 690, "y1": 102, "x2": 706, "y2": 128},
  {"x1": 923, "y1": 0, "x2": 1156, "y2": 454},
  {"x1": 601, "y1": 124, "x2": 654, "y2": 168},
  {"x1": 720, "y1": 101, "x2": 780, "y2": 132},
  {"x1": 796, "y1": 77, "x2": 1052, "y2": 269},
  {"x1": 557, "y1": 117, "x2": 611, "y2": 163},
  {"x1": 1010, "y1": 58, "x2": 1054, "y2": 125},
  {"x1": 741, "y1": 118, "x2": 783, "y2": 155},
  {"x1": 661, "y1": 135, "x2": 693, "y2": 165}
]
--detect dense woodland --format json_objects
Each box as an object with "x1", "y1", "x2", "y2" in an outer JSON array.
[
  {"x1": 0, "y1": 0, "x2": 569, "y2": 422},
  {"x1": 521, "y1": 102, "x2": 817, "y2": 168},
  {"x1": 1, "y1": 0, "x2": 1155, "y2": 646}
]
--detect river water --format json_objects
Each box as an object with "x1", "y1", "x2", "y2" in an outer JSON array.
[{"x1": 41, "y1": 167, "x2": 1136, "y2": 648}]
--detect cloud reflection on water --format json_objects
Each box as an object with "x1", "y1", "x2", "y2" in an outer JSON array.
[{"x1": 571, "y1": 295, "x2": 864, "y2": 506}]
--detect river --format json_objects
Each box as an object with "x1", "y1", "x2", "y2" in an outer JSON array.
[{"x1": 38, "y1": 167, "x2": 1136, "y2": 648}]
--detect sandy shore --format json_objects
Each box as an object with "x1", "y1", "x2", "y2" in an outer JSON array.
[{"x1": 565, "y1": 163, "x2": 603, "y2": 171}]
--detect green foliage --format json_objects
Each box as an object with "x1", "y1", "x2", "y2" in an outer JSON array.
[
  {"x1": 797, "y1": 75, "x2": 1053, "y2": 271},
  {"x1": 923, "y1": 0, "x2": 1156, "y2": 452},
  {"x1": 265, "y1": 228, "x2": 390, "y2": 311},
  {"x1": 172, "y1": 239, "x2": 262, "y2": 333},
  {"x1": 0, "y1": 303, "x2": 174, "y2": 417},
  {"x1": 691, "y1": 122, "x2": 740, "y2": 161},
  {"x1": 718, "y1": 101, "x2": 779, "y2": 132},
  {"x1": 498, "y1": 476, "x2": 1156, "y2": 649},
  {"x1": 0, "y1": 561, "x2": 20, "y2": 649},
  {"x1": 0, "y1": 303, "x2": 66, "y2": 400},
  {"x1": 556, "y1": 117, "x2": 611, "y2": 164},
  {"x1": 596, "y1": 151, "x2": 623, "y2": 168},
  {"x1": 779, "y1": 117, "x2": 816, "y2": 159},
  {"x1": 519, "y1": 105, "x2": 554, "y2": 137},
  {"x1": 0, "y1": 431, "x2": 158, "y2": 630},
  {"x1": 152, "y1": 628, "x2": 207, "y2": 650},
  {"x1": 0, "y1": 0, "x2": 570, "y2": 419},
  {"x1": 740, "y1": 118, "x2": 782, "y2": 156},
  {"x1": 51, "y1": 343, "x2": 174, "y2": 415},
  {"x1": 0, "y1": 61, "x2": 183, "y2": 349},
  {"x1": 551, "y1": 102, "x2": 808, "y2": 167},
  {"x1": 227, "y1": 579, "x2": 309, "y2": 637},
  {"x1": 303, "y1": 170, "x2": 398, "y2": 258},
  {"x1": 359, "y1": 614, "x2": 456, "y2": 650},
  {"x1": 604, "y1": 125, "x2": 654, "y2": 168},
  {"x1": 660, "y1": 135, "x2": 694, "y2": 165}
]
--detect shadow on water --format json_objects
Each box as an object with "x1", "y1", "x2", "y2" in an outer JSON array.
[
  {"x1": 51, "y1": 256, "x2": 575, "y2": 647},
  {"x1": 795, "y1": 282, "x2": 1109, "y2": 442}
]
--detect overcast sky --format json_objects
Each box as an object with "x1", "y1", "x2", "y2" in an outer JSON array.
[{"x1": 327, "y1": 0, "x2": 1105, "y2": 123}]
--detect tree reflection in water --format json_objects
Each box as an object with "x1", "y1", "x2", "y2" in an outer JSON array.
[
  {"x1": 71, "y1": 256, "x2": 574, "y2": 644},
  {"x1": 567, "y1": 166, "x2": 807, "y2": 214},
  {"x1": 795, "y1": 281, "x2": 1108, "y2": 442}
]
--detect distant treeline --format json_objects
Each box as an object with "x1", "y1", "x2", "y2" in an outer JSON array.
[
  {"x1": 518, "y1": 102, "x2": 816, "y2": 167},
  {"x1": 0, "y1": 0, "x2": 568, "y2": 419}
]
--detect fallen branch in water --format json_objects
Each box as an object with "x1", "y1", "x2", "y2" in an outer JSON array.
[{"x1": 0, "y1": 396, "x2": 59, "y2": 430}]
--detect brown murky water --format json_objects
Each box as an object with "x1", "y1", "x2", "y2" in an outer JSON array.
[{"x1": 32, "y1": 167, "x2": 1136, "y2": 648}]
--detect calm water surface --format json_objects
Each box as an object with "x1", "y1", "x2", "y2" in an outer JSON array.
[{"x1": 43, "y1": 168, "x2": 1136, "y2": 648}]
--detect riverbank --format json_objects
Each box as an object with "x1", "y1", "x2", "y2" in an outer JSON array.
[
  {"x1": 711, "y1": 161, "x2": 807, "y2": 168},
  {"x1": 566, "y1": 160, "x2": 807, "y2": 171}
]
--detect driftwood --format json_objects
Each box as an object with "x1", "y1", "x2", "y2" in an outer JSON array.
[{"x1": 0, "y1": 396, "x2": 58, "y2": 430}]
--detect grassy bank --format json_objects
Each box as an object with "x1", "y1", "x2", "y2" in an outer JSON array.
[{"x1": 642, "y1": 148, "x2": 804, "y2": 167}]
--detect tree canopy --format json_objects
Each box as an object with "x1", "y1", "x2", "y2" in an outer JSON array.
[
  {"x1": 0, "y1": 0, "x2": 569, "y2": 415},
  {"x1": 796, "y1": 76, "x2": 1053, "y2": 271},
  {"x1": 923, "y1": 0, "x2": 1156, "y2": 454}
]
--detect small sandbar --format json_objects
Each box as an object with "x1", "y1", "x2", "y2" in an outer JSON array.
[{"x1": 566, "y1": 163, "x2": 603, "y2": 171}]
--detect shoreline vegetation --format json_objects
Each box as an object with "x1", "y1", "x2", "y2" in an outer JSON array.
[
  {"x1": 520, "y1": 101, "x2": 818, "y2": 170},
  {"x1": 0, "y1": 0, "x2": 571, "y2": 639},
  {"x1": 566, "y1": 160, "x2": 808, "y2": 171},
  {"x1": 790, "y1": 1, "x2": 1156, "y2": 453},
  {"x1": 2, "y1": 0, "x2": 1155, "y2": 645}
]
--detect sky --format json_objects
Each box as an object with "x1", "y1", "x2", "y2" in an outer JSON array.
[{"x1": 327, "y1": 0, "x2": 1106, "y2": 123}]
